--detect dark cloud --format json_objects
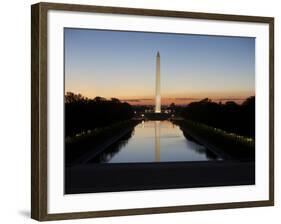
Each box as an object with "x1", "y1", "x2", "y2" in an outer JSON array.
[
  {"x1": 175, "y1": 98, "x2": 199, "y2": 101},
  {"x1": 122, "y1": 98, "x2": 152, "y2": 102}
]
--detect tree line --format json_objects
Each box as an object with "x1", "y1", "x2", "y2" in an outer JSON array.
[
  {"x1": 181, "y1": 96, "x2": 255, "y2": 138},
  {"x1": 65, "y1": 92, "x2": 134, "y2": 137}
]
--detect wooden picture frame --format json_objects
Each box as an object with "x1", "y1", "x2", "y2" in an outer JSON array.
[{"x1": 31, "y1": 2, "x2": 274, "y2": 221}]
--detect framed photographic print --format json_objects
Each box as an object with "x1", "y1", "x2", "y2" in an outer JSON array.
[{"x1": 31, "y1": 2, "x2": 274, "y2": 221}]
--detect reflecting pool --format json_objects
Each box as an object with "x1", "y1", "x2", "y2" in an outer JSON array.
[{"x1": 90, "y1": 120, "x2": 220, "y2": 163}]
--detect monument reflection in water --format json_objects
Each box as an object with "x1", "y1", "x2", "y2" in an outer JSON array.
[{"x1": 91, "y1": 120, "x2": 219, "y2": 163}]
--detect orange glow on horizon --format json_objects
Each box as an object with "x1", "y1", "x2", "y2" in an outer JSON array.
[
  {"x1": 65, "y1": 88, "x2": 254, "y2": 105},
  {"x1": 120, "y1": 97, "x2": 252, "y2": 105}
]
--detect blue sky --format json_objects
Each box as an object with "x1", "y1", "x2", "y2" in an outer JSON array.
[{"x1": 64, "y1": 28, "x2": 255, "y2": 104}]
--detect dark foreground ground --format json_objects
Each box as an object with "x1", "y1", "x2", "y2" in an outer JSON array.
[{"x1": 65, "y1": 160, "x2": 255, "y2": 194}]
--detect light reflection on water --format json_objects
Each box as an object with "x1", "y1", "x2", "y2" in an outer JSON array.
[{"x1": 91, "y1": 120, "x2": 219, "y2": 163}]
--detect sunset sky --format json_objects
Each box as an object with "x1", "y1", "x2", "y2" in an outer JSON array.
[{"x1": 64, "y1": 28, "x2": 255, "y2": 105}]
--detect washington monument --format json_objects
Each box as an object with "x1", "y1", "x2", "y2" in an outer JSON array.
[{"x1": 155, "y1": 51, "x2": 161, "y2": 113}]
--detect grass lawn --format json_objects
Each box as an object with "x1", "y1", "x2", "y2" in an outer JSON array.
[{"x1": 172, "y1": 119, "x2": 255, "y2": 161}]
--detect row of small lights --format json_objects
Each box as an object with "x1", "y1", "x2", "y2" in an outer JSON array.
[{"x1": 192, "y1": 122, "x2": 254, "y2": 143}]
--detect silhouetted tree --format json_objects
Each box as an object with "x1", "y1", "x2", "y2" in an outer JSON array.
[
  {"x1": 65, "y1": 92, "x2": 134, "y2": 137},
  {"x1": 94, "y1": 96, "x2": 106, "y2": 102},
  {"x1": 111, "y1": 98, "x2": 121, "y2": 103},
  {"x1": 65, "y1": 92, "x2": 88, "y2": 103},
  {"x1": 181, "y1": 96, "x2": 255, "y2": 138}
]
